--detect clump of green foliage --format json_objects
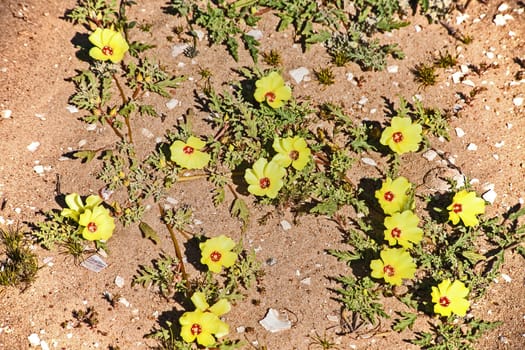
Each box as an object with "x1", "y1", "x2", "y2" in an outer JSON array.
[
  {"x1": 315, "y1": 67, "x2": 336, "y2": 86},
  {"x1": 0, "y1": 226, "x2": 39, "y2": 290},
  {"x1": 412, "y1": 62, "x2": 439, "y2": 87}
]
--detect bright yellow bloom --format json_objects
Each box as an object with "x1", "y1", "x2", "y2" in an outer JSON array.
[
  {"x1": 191, "y1": 292, "x2": 231, "y2": 317},
  {"x1": 431, "y1": 279, "x2": 470, "y2": 317},
  {"x1": 380, "y1": 116, "x2": 422, "y2": 154},
  {"x1": 370, "y1": 248, "x2": 416, "y2": 286},
  {"x1": 61, "y1": 193, "x2": 103, "y2": 222},
  {"x1": 88, "y1": 28, "x2": 129, "y2": 63},
  {"x1": 244, "y1": 158, "x2": 286, "y2": 199},
  {"x1": 170, "y1": 136, "x2": 211, "y2": 169},
  {"x1": 447, "y1": 190, "x2": 486, "y2": 227},
  {"x1": 179, "y1": 310, "x2": 229, "y2": 347},
  {"x1": 253, "y1": 71, "x2": 292, "y2": 108},
  {"x1": 78, "y1": 205, "x2": 115, "y2": 241},
  {"x1": 383, "y1": 210, "x2": 423, "y2": 248},
  {"x1": 272, "y1": 136, "x2": 311, "y2": 171},
  {"x1": 375, "y1": 177, "x2": 412, "y2": 215},
  {"x1": 200, "y1": 235, "x2": 238, "y2": 273}
]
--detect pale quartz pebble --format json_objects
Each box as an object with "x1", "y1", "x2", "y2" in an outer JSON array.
[
  {"x1": 501, "y1": 273, "x2": 512, "y2": 283},
  {"x1": 414, "y1": 24, "x2": 421, "y2": 32},
  {"x1": 194, "y1": 30, "x2": 205, "y2": 41},
  {"x1": 289, "y1": 67, "x2": 309, "y2": 84},
  {"x1": 171, "y1": 43, "x2": 189, "y2": 57},
  {"x1": 455, "y1": 127, "x2": 465, "y2": 137},
  {"x1": 361, "y1": 157, "x2": 377, "y2": 166},
  {"x1": 451, "y1": 71, "x2": 463, "y2": 84},
  {"x1": 280, "y1": 220, "x2": 292, "y2": 231},
  {"x1": 115, "y1": 276, "x2": 125, "y2": 288},
  {"x1": 78, "y1": 139, "x2": 87, "y2": 147},
  {"x1": 370, "y1": 108, "x2": 377, "y2": 114},
  {"x1": 422, "y1": 149, "x2": 438, "y2": 161},
  {"x1": 454, "y1": 174, "x2": 466, "y2": 188},
  {"x1": 346, "y1": 72, "x2": 354, "y2": 81},
  {"x1": 456, "y1": 13, "x2": 469, "y2": 24},
  {"x1": 498, "y1": 3, "x2": 509, "y2": 12},
  {"x1": 462, "y1": 79, "x2": 475, "y2": 87},
  {"x1": 470, "y1": 178, "x2": 480, "y2": 185},
  {"x1": 40, "y1": 340, "x2": 50, "y2": 350},
  {"x1": 513, "y1": 96, "x2": 524, "y2": 106},
  {"x1": 246, "y1": 29, "x2": 263, "y2": 40},
  {"x1": 467, "y1": 143, "x2": 477, "y2": 151},
  {"x1": 65, "y1": 105, "x2": 79, "y2": 113},
  {"x1": 358, "y1": 96, "x2": 368, "y2": 105},
  {"x1": 494, "y1": 141, "x2": 505, "y2": 148},
  {"x1": 493, "y1": 14, "x2": 513, "y2": 26},
  {"x1": 387, "y1": 65, "x2": 398, "y2": 73},
  {"x1": 141, "y1": 128, "x2": 154, "y2": 139},
  {"x1": 486, "y1": 52, "x2": 495, "y2": 59},
  {"x1": 14, "y1": 207, "x2": 21, "y2": 214},
  {"x1": 493, "y1": 154, "x2": 500, "y2": 160},
  {"x1": 166, "y1": 196, "x2": 179, "y2": 205},
  {"x1": 483, "y1": 189, "x2": 497, "y2": 204},
  {"x1": 28, "y1": 333, "x2": 40, "y2": 346},
  {"x1": 1, "y1": 109, "x2": 12, "y2": 119},
  {"x1": 259, "y1": 308, "x2": 292, "y2": 333},
  {"x1": 118, "y1": 297, "x2": 131, "y2": 307},
  {"x1": 413, "y1": 94, "x2": 423, "y2": 102},
  {"x1": 80, "y1": 254, "x2": 108, "y2": 272},
  {"x1": 166, "y1": 98, "x2": 180, "y2": 110},
  {"x1": 509, "y1": 31, "x2": 516, "y2": 37},
  {"x1": 27, "y1": 141, "x2": 40, "y2": 152},
  {"x1": 177, "y1": 62, "x2": 185, "y2": 68},
  {"x1": 236, "y1": 326, "x2": 246, "y2": 333},
  {"x1": 35, "y1": 113, "x2": 46, "y2": 120},
  {"x1": 483, "y1": 183, "x2": 495, "y2": 191},
  {"x1": 86, "y1": 124, "x2": 97, "y2": 131},
  {"x1": 460, "y1": 64, "x2": 469, "y2": 73},
  {"x1": 506, "y1": 122, "x2": 513, "y2": 129},
  {"x1": 300, "y1": 277, "x2": 311, "y2": 285},
  {"x1": 33, "y1": 165, "x2": 45, "y2": 174},
  {"x1": 327, "y1": 315, "x2": 339, "y2": 322}
]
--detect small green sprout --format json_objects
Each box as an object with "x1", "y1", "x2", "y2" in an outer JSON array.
[
  {"x1": 315, "y1": 67, "x2": 336, "y2": 86},
  {"x1": 412, "y1": 63, "x2": 438, "y2": 87},
  {"x1": 262, "y1": 49, "x2": 282, "y2": 67},
  {"x1": 434, "y1": 50, "x2": 458, "y2": 68}
]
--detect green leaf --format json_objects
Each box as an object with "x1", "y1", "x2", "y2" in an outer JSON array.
[
  {"x1": 139, "y1": 221, "x2": 160, "y2": 245},
  {"x1": 462, "y1": 250, "x2": 486, "y2": 265},
  {"x1": 392, "y1": 311, "x2": 418, "y2": 332},
  {"x1": 230, "y1": 198, "x2": 249, "y2": 232},
  {"x1": 73, "y1": 150, "x2": 98, "y2": 163}
]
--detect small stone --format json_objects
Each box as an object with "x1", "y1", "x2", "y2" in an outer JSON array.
[
  {"x1": 265, "y1": 257, "x2": 277, "y2": 266},
  {"x1": 494, "y1": 141, "x2": 505, "y2": 148},
  {"x1": 28, "y1": 333, "x2": 40, "y2": 346},
  {"x1": 166, "y1": 98, "x2": 180, "y2": 110},
  {"x1": 86, "y1": 124, "x2": 97, "y2": 131},
  {"x1": 387, "y1": 65, "x2": 398, "y2": 73},
  {"x1": 35, "y1": 113, "x2": 46, "y2": 121},
  {"x1": 486, "y1": 52, "x2": 495, "y2": 59},
  {"x1": 498, "y1": 3, "x2": 509, "y2": 12},
  {"x1": 513, "y1": 96, "x2": 524, "y2": 106},
  {"x1": 33, "y1": 165, "x2": 45, "y2": 174},
  {"x1": 327, "y1": 315, "x2": 339, "y2": 322},
  {"x1": 361, "y1": 157, "x2": 377, "y2": 166},
  {"x1": 455, "y1": 127, "x2": 465, "y2": 138},
  {"x1": 1, "y1": 109, "x2": 12, "y2": 119},
  {"x1": 27, "y1": 141, "x2": 40, "y2": 152},
  {"x1": 118, "y1": 297, "x2": 131, "y2": 307},
  {"x1": 280, "y1": 220, "x2": 292, "y2": 231},
  {"x1": 78, "y1": 139, "x2": 87, "y2": 147},
  {"x1": 141, "y1": 128, "x2": 154, "y2": 139},
  {"x1": 467, "y1": 143, "x2": 478, "y2": 151},
  {"x1": 493, "y1": 14, "x2": 513, "y2": 26},
  {"x1": 451, "y1": 71, "x2": 463, "y2": 84},
  {"x1": 346, "y1": 72, "x2": 354, "y2": 81},
  {"x1": 358, "y1": 96, "x2": 368, "y2": 105},
  {"x1": 289, "y1": 67, "x2": 309, "y2": 84},
  {"x1": 115, "y1": 276, "x2": 125, "y2": 288},
  {"x1": 171, "y1": 43, "x2": 189, "y2": 58},
  {"x1": 422, "y1": 149, "x2": 438, "y2": 161},
  {"x1": 456, "y1": 13, "x2": 469, "y2": 24},
  {"x1": 66, "y1": 105, "x2": 79, "y2": 113},
  {"x1": 259, "y1": 308, "x2": 292, "y2": 333},
  {"x1": 300, "y1": 277, "x2": 311, "y2": 285},
  {"x1": 194, "y1": 30, "x2": 205, "y2": 41},
  {"x1": 236, "y1": 326, "x2": 246, "y2": 333},
  {"x1": 246, "y1": 29, "x2": 263, "y2": 40},
  {"x1": 40, "y1": 340, "x2": 50, "y2": 350},
  {"x1": 493, "y1": 154, "x2": 499, "y2": 160},
  {"x1": 482, "y1": 189, "x2": 497, "y2": 204},
  {"x1": 462, "y1": 79, "x2": 476, "y2": 87},
  {"x1": 414, "y1": 25, "x2": 421, "y2": 32},
  {"x1": 501, "y1": 273, "x2": 512, "y2": 283}
]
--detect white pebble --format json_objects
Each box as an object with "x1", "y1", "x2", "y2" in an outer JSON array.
[
  {"x1": 494, "y1": 141, "x2": 505, "y2": 148},
  {"x1": 493, "y1": 154, "x2": 499, "y2": 160},
  {"x1": 118, "y1": 297, "x2": 131, "y2": 307},
  {"x1": 456, "y1": 14, "x2": 469, "y2": 24},
  {"x1": 455, "y1": 127, "x2": 465, "y2": 138},
  {"x1": 513, "y1": 97, "x2": 523, "y2": 106},
  {"x1": 467, "y1": 143, "x2": 478, "y2": 151},
  {"x1": 171, "y1": 44, "x2": 189, "y2": 58},
  {"x1": 451, "y1": 71, "x2": 463, "y2": 84},
  {"x1": 78, "y1": 139, "x2": 87, "y2": 147},
  {"x1": 493, "y1": 14, "x2": 513, "y2": 26},
  {"x1": 280, "y1": 220, "x2": 292, "y2": 231},
  {"x1": 115, "y1": 276, "x2": 125, "y2": 288},
  {"x1": 358, "y1": 96, "x2": 368, "y2": 105},
  {"x1": 462, "y1": 79, "x2": 476, "y2": 87},
  {"x1": 501, "y1": 273, "x2": 512, "y2": 283},
  {"x1": 35, "y1": 113, "x2": 46, "y2": 121},
  {"x1": 346, "y1": 72, "x2": 354, "y2": 81},
  {"x1": 422, "y1": 149, "x2": 438, "y2": 161},
  {"x1": 1, "y1": 109, "x2": 12, "y2": 119},
  {"x1": 246, "y1": 29, "x2": 263, "y2": 40},
  {"x1": 361, "y1": 157, "x2": 377, "y2": 166},
  {"x1": 482, "y1": 189, "x2": 497, "y2": 204},
  {"x1": 194, "y1": 30, "x2": 205, "y2": 41},
  {"x1": 166, "y1": 98, "x2": 181, "y2": 110},
  {"x1": 40, "y1": 340, "x2": 50, "y2": 350},
  {"x1": 289, "y1": 67, "x2": 310, "y2": 84},
  {"x1": 387, "y1": 65, "x2": 398, "y2": 73},
  {"x1": 86, "y1": 124, "x2": 97, "y2": 131},
  {"x1": 414, "y1": 25, "x2": 421, "y2": 32},
  {"x1": 498, "y1": 3, "x2": 509, "y2": 12},
  {"x1": 300, "y1": 277, "x2": 311, "y2": 285},
  {"x1": 27, "y1": 141, "x2": 40, "y2": 152},
  {"x1": 28, "y1": 333, "x2": 40, "y2": 346},
  {"x1": 141, "y1": 128, "x2": 154, "y2": 139},
  {"x1": 236, "y1": 326, "x2": 246, "y2": 333},
  {"x1": 327, "y1": 315, "x2": 339, "y2": 322},
  {"x1": 65, "y1": 105, "x2": 79, "y2": 113},
  {"x1": 486, "y1": 52, "x2": 495, "y2": 59},
  {"x1": 506, "y1": 122, "x2": 513, "y2": 129},
  {"x1": 33, "y1": 165, "x2": 45, "y2": 174}
]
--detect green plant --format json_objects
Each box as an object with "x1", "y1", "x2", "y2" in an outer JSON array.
[
  {"x1": 262, "y1": 49, "x2": 282, "y2": 67},
  {"x1": 412, "y1": 62, "x2": 438, "y2": 87},
  {"x1": 132, "y1": 254, "x2": 186, "y2": 299},
  {"x1": 434, "y1": 50, "x2": 458, "y2": 68},
  {"x1": 0, "y1": 226, "x2": 39, "y2": 289},
  {"x1": 315, "y1": 67, "x2": 336, "y2": 86}
]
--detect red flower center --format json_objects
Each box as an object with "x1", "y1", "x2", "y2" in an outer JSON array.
[
  {"x1": 190, "y1": 323, "x2": 202, "y2": 335},
  {"x1": 289, "y1": 150, "x2": 299, "y2": 160},
  {"x1": 210, "y1": 251, "x2": 222, "y2": 262},
  {"x1": 183, "y1": 145, "x2": 194, "y2": 154},
  {"x1": 439, "y1": 296, "x2": 451, "y2": 307},
  {"x1": 87, "y1": 222, "x2": 97, "y2": 233},
  {"x1": 383, "y1": 264, "x2": 395, "y2": 277},
  {"x1": 265, "y1": 91, "x2": 276, "y2": 103},
  {"x1": 391, "y1": 227, "x2": 401, "y2": 238},
  {"x1": 392, "y1": 131, "x2": 404, "y2": 143},
  {"x1": 101, "y1": 46, "x2": 114, "y2": 56},
  {"x1": 259, "y1": 177, "x2": 271, "y2": 189},
  {"x1": 384, "y1": 191, "x2": 394, "y2": 202},
  {"x1": 453, "y1": 203, "x2": 462, "y2": 213}
]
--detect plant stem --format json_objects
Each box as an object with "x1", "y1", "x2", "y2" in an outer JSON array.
[{"x1": 158, "y1": 205, "x2": 190, "y2": 292}]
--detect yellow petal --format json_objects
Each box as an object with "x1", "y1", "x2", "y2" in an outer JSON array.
[
  {"x1": 191, "y1": 292, "x2": 210, "y2": 311},
  {"x1": 209, "y1": 299, "x2": 231, "y2": 316}
]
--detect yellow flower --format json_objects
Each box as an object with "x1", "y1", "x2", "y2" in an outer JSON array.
[
  {"x1": 431, "y1": 279, "x2": 470, "y2": 317},
  {"x1": 272, "y1": 136, "x2": 311, "y2": 171},
  {"x1": 179, "y1": 310, "x2": 229, "y2": 347},
  {"x1": 88, "y1": 28, "x2": 129, "y2": 63},
  {"x1": 244, "y1": 158, "x2": 286, "y2": 199},
  {"x1": 253, "y1": 71, "x2": 292, "y2": 108},
  {"x1": 170, "y1": 136, "x2": 211, "y2": 170},
  {"x1": 370, "y1": 248, "x2": 416, "y2": 286},
  {"x1": 61, "y1": 193, "x2": 103, "y2": 222},
  {"x1": 200, "y1": 235, "x2": 238, "y2": 273},
  {"x1": 191, "y1": 292, "x2": 231, "y2": 317},
  {"x1": 383, "y1": 210, "x2": 423, "y2": 248},
  {"x1": 380, "y1": 116, "x2": 422, "y2": 154},
  {"x1": 447, "y1": 190, "x2": 486, "y2": 227},
  {"x1": 375, "y1": 176, "x2": 412, "y2": 215},
  {"x1": 78, "y1": 205, "x2": 115, "y2": 241}
]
